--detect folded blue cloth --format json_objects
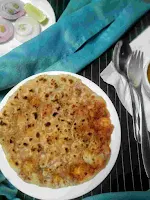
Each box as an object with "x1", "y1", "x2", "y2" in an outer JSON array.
[
  {"x1": 0, "y1": 0, "x2": 149, "y2": 92},
  {"x1": 83, "y1": 192, "x2": 150, "y2": 200},
  {"x1": 0, "y1": 0, "x2": 150, "y2": 199},
  {"x1": 0, "y1": 173, "x2": 18, "y2": 199}
]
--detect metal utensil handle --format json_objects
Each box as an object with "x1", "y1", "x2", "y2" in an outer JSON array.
[
  {"x1": 129, "y1": 82, "x2": 141, "y2": 143},
  {"x1": 139, "y1": 91, "x2": 150, "y2": 178}
]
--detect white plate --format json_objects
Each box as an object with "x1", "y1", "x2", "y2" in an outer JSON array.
[
  {"x1": 0, "y1": 0, "x2": 56, "y2": 57},
  {"x1": 0, "y1": 71, "x2": 121, "y2": 200}
]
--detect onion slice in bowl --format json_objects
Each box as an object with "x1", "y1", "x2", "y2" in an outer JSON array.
[
  {"x1": 0, "y1": 0, "x2": 25, "y2": 20},
  {"x1": 14, "y1": 16, "x2": 41, "y2": 43},
  {"x1": 0, "y1": 18, "x2": 14, "y2": 43}
]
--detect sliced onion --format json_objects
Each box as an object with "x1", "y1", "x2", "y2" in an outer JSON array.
[
  {"x1": 0, "y1": 0, "x2": 25, "y2": 20},
  {"x1": 0, "y1": 18, "x2": 14, "y2": 43},
  {"x1": 15, "y1": 23, "x2": 33, "y2": 36},
  {"x1": 0, "y1": 24, "x2": 8, "y2": 37},
  {"x1": 14, "y1": 16, "x2": 41, "y2": 43}
]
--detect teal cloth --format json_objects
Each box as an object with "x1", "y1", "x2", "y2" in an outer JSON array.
[
  {"x1": 0, "y1": 0, "x2": 150, "y2": 199},
  {"x1": 83, "y1": 192, "x2": 150, "y2": 200},
  {"x1": 0, "y1": 0, "x2": 149, "y2": 93},
  {"x1": 0, "y1": 173, "x2": 18, "y2": 199}
]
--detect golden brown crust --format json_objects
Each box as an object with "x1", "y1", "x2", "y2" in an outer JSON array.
[{"x1": 0, "y1": 75, "x2": 114, "y2": 188}]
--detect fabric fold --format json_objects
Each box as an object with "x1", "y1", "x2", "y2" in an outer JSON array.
[
  {"x1": 0, "y1": 0, "x2": 145, "y2": 92},
  {"x1": 41, "y1": 0, "x2": 150, "y2": 74},
  {"x1": 0, "y1": 174, "x2": 17, "y2": 199}
]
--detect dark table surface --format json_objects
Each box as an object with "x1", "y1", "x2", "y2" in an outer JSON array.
[{"x1": 17, "y1": 1, "x2": 150, "y2": 199}]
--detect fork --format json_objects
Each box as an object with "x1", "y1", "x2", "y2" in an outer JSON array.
[{"x1": 127, "y1": 50, "x2": 150, "y2": 178}]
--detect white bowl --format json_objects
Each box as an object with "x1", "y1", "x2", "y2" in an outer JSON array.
[
  {"x1": 143, "y1": 59, "x2": 150, "y2": 98},
  {"x1": 0, "y1": 71, "x2": 121, "y2": 200}
]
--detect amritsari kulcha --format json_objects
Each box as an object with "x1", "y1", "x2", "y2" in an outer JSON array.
[{"x1": 0, "y1": 75, "x2": 114, "y2": 188}]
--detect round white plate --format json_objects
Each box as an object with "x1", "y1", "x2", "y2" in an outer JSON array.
[
  {"x1": 0, "y1": 71, "x2": 121, "y2": 200},
  {"x1": 0, "y1": 0, "x2": 56, "y2": 57}
]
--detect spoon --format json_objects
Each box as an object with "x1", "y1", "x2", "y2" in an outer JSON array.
[{"x1": 112, "y1": 40, "x2": 141, "y2": 143}]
